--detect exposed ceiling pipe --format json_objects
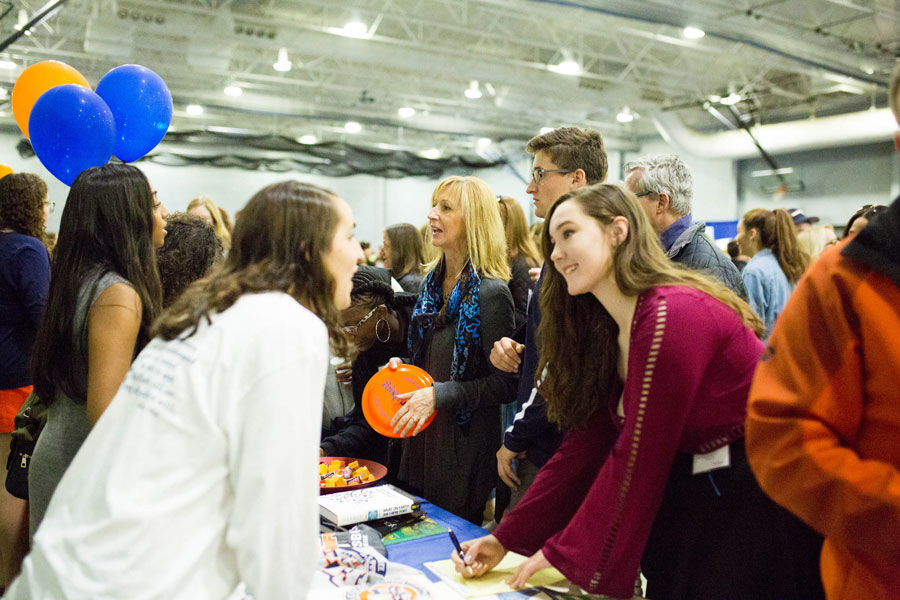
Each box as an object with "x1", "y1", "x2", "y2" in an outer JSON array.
[{"x1": 652, "y1": 108, "x2": 897, "y2": 160}]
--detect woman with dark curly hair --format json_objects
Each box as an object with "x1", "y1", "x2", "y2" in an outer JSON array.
[
  {"x1": 320, "y1": 266, "x2": 417, "y2": 463},
  {"x1": 156, "y1": 213, "x2": 224, "y2": 308},
  {"x1": 0, "y1": 172, "x2": 50, "y2": 586}
]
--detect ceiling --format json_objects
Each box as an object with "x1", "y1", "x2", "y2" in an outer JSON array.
[{"x1": 0, "y1": 0, "x2": 898, "y2": 162}]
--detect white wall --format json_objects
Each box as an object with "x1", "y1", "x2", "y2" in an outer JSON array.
[
  {"x1": 1, "y1": 129, "x2": 542, "y2": 246},
  {"x1": 9, "y1": 124, "x2": 893, "y2": 243},
  {"x1": 737, "y1": 141, "x2": 897, "y2": 227},
  {"x1": 631, "y1": 133, "x2": 900, "y2": 229}
]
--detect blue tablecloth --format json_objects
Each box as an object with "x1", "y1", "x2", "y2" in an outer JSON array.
[{"x1": 386, "y1": 499, "x2": 488, "y2": 582}]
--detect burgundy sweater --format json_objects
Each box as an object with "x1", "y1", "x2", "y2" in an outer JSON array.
[{"x1": 492, "y1": 286, "x2": 764, "y2": 597}]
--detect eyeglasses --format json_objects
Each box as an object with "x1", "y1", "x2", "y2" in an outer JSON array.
[
  {"x1": 342, "y1": 305, "x2": 379, "y2": 337},
  {"x1": 634, "y1": 191, "x2": 653, "y2": 198},
  {"x1": 531, "y1": 167, "x2": 574, "y2": 185}
]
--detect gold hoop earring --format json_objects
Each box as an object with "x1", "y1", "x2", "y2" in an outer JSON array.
[{"x1": 375, "y1": 318, "x2": 391, "y2": 343}]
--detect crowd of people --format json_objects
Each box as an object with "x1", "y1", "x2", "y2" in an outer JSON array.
[{"x1": 0, "y1": 67, "x2": 897, "y2": 600}]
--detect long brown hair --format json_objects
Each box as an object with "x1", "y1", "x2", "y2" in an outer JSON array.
[
  {"x1": 384, "y1": 223, "x2": 424, "y2": 278},
  {"x1": 537, "y1": 183, "x2": 764, "y2": 430},
  {"x1": 31, "y1": 164, "x2": 163, "y2": 404},
  {"x1": 741, "y1": 208, "x2": 809, "y2": 283},
  {"x1": 154, "y1": 181, "x2": 355, "y2": 361},
  {"x1": 497, "y1": 196, "x2": 541, "y2": 268}
]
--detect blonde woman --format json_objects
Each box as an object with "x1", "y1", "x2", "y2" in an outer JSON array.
[
  {"x1": 388, "y1": 175, "x2": 516, "y2": 524},
  {"x1": 497, "y1": 196, "x2": 541, "y2": 321},
  {"x1": 187, "y1": 196, "x2": 232, "y2": 250},
  {"x1": 796, "y1": 224, "x2": 837, "y2": 262},
  {"x1": 419, "y1": 221, "x2": 439, "y2": 265}
]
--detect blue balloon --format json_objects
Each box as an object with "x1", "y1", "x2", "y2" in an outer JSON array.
[
  {"x1": 29, "y1": 85, "x2": 116, "y2": 186},
  {"x1": 96, "y1": 64, "x2": 173, "y2": 163}
]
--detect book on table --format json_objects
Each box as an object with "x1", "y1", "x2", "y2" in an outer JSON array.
[{"x1": 319, "y1": 484, "x2": 420, "y2": 527}]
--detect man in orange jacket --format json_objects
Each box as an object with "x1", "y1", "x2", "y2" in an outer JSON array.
[{"x1": 746, "y1": 64, "x2": 900, "y2": 600}]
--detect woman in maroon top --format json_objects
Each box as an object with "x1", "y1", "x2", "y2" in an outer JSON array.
[{"x1": 454, "y1": 184, "x2": 822, "y2": 599}]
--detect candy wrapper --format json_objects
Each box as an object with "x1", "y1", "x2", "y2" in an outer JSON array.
[{"x1": 312, "y1": 525, "x2": 436, "y2": 599}]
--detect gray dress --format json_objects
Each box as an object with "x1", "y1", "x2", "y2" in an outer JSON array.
[
  {"x1": 29, "y1": 269, "x2": 132, "y2": 537},
  {"x1": 394, "y1": 278, "x2": 517, "y2": 524}
]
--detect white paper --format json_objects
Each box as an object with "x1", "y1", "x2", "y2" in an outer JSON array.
[{"x1": 692, "y1": 445, "x2": 731, "y2": 475}]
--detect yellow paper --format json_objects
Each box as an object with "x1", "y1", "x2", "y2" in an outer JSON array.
[{"x1": 424, "y1": 552, "x2": 566, "y2": 598}]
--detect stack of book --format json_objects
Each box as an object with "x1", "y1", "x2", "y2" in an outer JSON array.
[{"x1": 318, "y1": 484, "x2": 419, "y2": 527}]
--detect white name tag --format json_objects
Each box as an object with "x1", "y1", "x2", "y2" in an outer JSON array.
[{"x1": 692, "y1": 445, "x2": 731, "y2": 475}]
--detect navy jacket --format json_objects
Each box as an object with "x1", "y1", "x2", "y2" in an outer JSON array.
[{"x1": 502, "y1": 269, "x2": 563, "y2": 467}]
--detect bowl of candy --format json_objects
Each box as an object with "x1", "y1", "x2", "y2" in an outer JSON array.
[{"x1": 319, "y1": 456, "x2": 387, "y2": 494}]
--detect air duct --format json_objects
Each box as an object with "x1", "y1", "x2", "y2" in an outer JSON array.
[{"x1": 653, "y1": 109, "x2": 897, "y2": 160}]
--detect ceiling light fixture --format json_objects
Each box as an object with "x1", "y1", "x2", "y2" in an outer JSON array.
[
  {"x1": 683, "y1": 26, "x2": 705, "y2": 39},
  {"x1": 477, "y1": 137, "x2": 492, "y2": 147},
  {"x1": 343, "y1": 20, "x2": 368, "y2": 37},
  {"x1": 751, "y1": 167, "x2": 794, "y2": 178},
  {"x1": 397, "y1": 106, "x2": 416, "y2": 118},
  {"x1": 550, "y1": 59, "x2": 581, "y2": 76},
  {"x1": 861, "y1": 65, "x2": 875, "y2": 75},
  {"x1": 421, "y1": 148, "x2": 441, "y2": 159},
  {"x1": 616, "y1": 106, "x2": 636, "y2": 123},
  {"x1": 707, "y1": 94, "x2": 722, "y2": 103},
  {"x1": 224, "y1": 85, "x2": 243, "y2": 97},
  {"x1": 299, "y1": 135, "x2": 316, "y2": 144},
  {"x1": 720, "y1": 92, "x2": 742, "y2": 105},
  {"x1": 0, "y1": 59, "x2": 16, "y2": 70},
  {"x1": 465, "y1": 80, "x2": 482, "y2": 99},
  {"x1": 832, "y1": 83, "x2": 865, "y2": 95},
  {"x1": 273, "y1": 48, "x2": 292, "y2": 72},
  {"x1": 185, "y1": 104, "x2": 204, "y2": 116},
  {"x1": 14, "y1": 9, "x2": 31, "y2": 35},
  {"x1": 344, "y1": 121, "x2": 361, "y2": 133}
]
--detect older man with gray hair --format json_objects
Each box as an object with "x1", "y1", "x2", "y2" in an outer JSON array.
[{"x1": 625, "y1": 154, "x2": 747, "y2": 298}]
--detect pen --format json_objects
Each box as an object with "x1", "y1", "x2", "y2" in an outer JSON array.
[{"x1": 447, "y1": 528, "x2": 467, "y2": 564}]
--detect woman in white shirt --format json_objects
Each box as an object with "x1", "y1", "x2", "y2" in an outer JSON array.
[{"x1": 6, "y1": 181, "x2": 364, "y2": 600}]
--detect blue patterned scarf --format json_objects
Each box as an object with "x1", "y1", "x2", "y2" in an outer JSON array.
[{"x1": 408, "y1": 260, "x2": 482, "y2": 425}]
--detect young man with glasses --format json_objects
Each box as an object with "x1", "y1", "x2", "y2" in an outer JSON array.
[{"x1": 491, "y1": 127, "x2": 607, "y2": 516}]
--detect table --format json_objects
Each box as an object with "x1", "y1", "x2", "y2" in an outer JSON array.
[
  {"x1": 385, "y1": 498, "x2": 488, "y2": 582},
  {"x1": 318, "y1": 491, "x2": 603, "y2": 599},
  {"x1": 385, "y1": 499, "x2": 603, "y2": 599}
]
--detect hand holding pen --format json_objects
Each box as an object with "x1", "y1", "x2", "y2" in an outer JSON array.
[{"x1": 449, "y1": 532, "x2": 507, "y2": 579}]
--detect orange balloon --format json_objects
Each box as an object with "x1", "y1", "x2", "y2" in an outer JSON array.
[
  {"x1": 12, "y1": 60, "x2": 90, "y2": 139},
  {"x1": 0, "y1": 165, "x2": 12, "y2": 179}
]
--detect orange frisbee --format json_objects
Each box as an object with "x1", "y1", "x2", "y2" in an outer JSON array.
[{"x1": 362, "y1": 364, "x2": 435, "y2": 438}]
